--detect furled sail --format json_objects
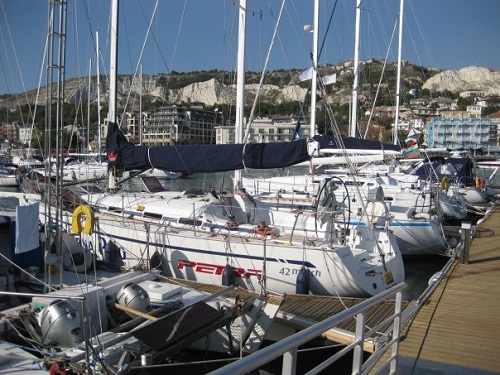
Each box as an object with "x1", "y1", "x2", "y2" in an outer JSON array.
[{"x1": 106, "y1": 122, "x2": 311, "y2": 173}]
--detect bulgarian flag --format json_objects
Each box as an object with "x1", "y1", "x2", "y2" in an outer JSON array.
[
  {"x1": 404, "y1": 142, "x2": 420, "y2": 158},
  {"x1": 404, "y1": 129, "x2": 422, "y2": 159}
]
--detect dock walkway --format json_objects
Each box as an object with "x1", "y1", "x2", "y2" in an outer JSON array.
[{"x1": 387, "y1": 205, "x2": 500, "y2": 374}]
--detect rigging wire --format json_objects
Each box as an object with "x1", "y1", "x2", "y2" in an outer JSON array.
[
  {"x1": 170, "y1": 0, "x2": 187, "y2": 99},
  {"x1": 405, "y1": 0, "x2": 438, "y2": 77},
  {"x1": 292, "y1": 0, "x2": 339, "y2": 140},
  {"x1": 243, "y1": 0, "x2": 286, "y2": 144},
  {"x1": 118, "y1": 0, "x2": 159, "y2": 128},
  {"x1": 363, "y1": 19, "x2": 398, "y2": 139}
]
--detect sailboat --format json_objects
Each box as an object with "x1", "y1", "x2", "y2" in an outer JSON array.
[
  {"x1": 57, "y1": 0, "x2": 404, "y2": 299},
  {"x1": 68, "y1": 124, "x2": 403, "y2": 297}
]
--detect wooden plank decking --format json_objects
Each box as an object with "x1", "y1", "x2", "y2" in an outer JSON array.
[{"x1": 383, "y1": 205, "x2": 500, "y2": 374}]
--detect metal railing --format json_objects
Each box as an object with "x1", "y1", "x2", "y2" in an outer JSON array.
[{"x1": 208, "y1": 282, "x2": 407, "y2": 375}]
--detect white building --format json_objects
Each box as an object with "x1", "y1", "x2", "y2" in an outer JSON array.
[
  {"x1": 216, "y1": 116, "x2": 309, "y2": 145},
  {"x1": 18, "y1": 127, "x2": 33, "y2": 145}
]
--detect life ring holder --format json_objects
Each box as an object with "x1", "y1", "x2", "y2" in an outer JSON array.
[{"x1": 71, "y1": 205, "x2": 95, "y2": 235}]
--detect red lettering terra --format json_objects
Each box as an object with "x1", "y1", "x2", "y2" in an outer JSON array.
[{"x1": 177, "y1": 259, "x2": 262, "y2": 279}]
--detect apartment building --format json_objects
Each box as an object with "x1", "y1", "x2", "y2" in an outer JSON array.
[
  {"x1": 215, "y1": 116, "x2": 310, "y2": 145},
  {"x1": 425, "y1": 116, "x2": 497, "y2": 149},
  {"x1": 140, "y1": 106, "x2": 224, "y2": 146}
]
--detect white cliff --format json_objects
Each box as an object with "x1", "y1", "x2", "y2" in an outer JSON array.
[
  {"x1": 423, "y1": 66, "x2": 500, "y2": 95},
  {"x1": 170, "y1": 79, "x2": 308, "y2": 106}
]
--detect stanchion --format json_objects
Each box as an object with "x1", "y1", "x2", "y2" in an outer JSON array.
[{"x1": 460, "y1": 222, "x2": 472, "y2": 264}]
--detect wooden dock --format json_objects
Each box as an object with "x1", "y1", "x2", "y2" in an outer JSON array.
[{"x1": 380, "y1": 205, "x2": 500, "y2": 374}]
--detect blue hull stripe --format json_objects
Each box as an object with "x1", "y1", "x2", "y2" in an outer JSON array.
[{"x1": 95, "y1": 230, "x2": 317, "y2": 268}]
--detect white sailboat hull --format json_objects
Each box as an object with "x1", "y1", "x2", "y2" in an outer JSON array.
[
  {"x1": 48, "y1": 187, "x2": 405, "y2": 298},
  {"x1": 74, "y1": 215, "x2": 403, "y2": 298}
]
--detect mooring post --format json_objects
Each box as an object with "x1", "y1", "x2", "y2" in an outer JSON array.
[{"x1": 461, "y1": 222, "x2": 472, "y2": 264}]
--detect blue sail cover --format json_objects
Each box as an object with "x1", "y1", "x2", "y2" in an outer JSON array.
[
  {"x1": 106, "y1": 122, "x2": 311, "y2": 173},
  {"x1": 312, "y1": 134, "x2": 401, "y2": 152}
]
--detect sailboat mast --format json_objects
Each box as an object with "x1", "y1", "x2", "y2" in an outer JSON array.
[
  {"x1": 393, "y1": 0, "x2": 404, "y2": 146},
  {"x1": 45, "y1": 0, "x2": 67, "y2": 288},
  {"x1": 108, "y1": 0, "x2": 119, "y2": 190},
  {"x1": 139, "y1": 64, "x2": 143, "y2": 145},
  {"x1": 233, "y1": 0, "x2": 246, "y2": 193},
  {"x1": 350, "y1": 0, "x2": 361, "y2": 138},
  {"x1": 87, "y1": 58, "x2": 91, "y2": 152},
  {"x1": 109, "y1": 0, "x2": 119, "y2": 125},
  {"x1": 96, "y1": 31, "x2": 101, "y2": 155},
  {"x1": 310, "y1": 0, "x2": 319, "y2": 137}
]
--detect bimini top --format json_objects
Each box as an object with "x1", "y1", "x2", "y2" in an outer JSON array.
[{"x1": 106, "y1": 122, "x2": 311, "y2": 174}]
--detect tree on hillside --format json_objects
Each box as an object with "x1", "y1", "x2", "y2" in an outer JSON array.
[
  {"x1": 483, "y1": 105, "x2": 500, "y2": 116},
  {"x1": 457, "y1": 96, "x2": 473, "y2": 111}
]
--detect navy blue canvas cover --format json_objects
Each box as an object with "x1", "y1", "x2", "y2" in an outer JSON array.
[
  {"x1": 106, "y1": 122, "x2": 311, "y2": 173},
  {"x1": 312, "y1": 134, "x2": 401, "y2": 152}
]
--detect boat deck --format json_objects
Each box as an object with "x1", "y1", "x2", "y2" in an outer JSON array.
[{"x1": 375, "y1": 205, "x2": 500, "y2": 374}]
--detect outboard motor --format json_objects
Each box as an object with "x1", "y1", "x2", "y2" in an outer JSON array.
[
  {"x1": 40, "y1": 300, "x2": 82, "y2": 347},
  {"x1": 116, "y1": 283, "x2": 151, "y2": 318}
]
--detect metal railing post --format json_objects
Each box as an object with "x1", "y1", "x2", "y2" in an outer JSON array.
[
  {"x1": 461, "y1": 222, "x2": 472, "y2": 264},
  {"x1": 282, "y1": 347, "x2": 298, "y2": 375},
  {"x1": 390, "y1": 290, "x2": 403, "y2": 374},
  {"x1": 352, "y1": 312, "x2": 366, "y2": 374}
]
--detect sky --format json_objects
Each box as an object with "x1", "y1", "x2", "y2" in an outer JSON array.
[{"x1": 1, "y1": 0, "x2": 499, "y2": 95}]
